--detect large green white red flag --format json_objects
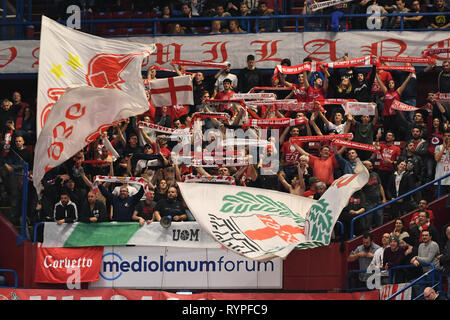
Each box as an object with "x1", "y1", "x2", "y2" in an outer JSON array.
[
  {"x1": 178, "y1": 161, "x2": 369, "y2": 261},
  {"x1": 34, "y1": 16, "x2": 155, "y2": 192}
]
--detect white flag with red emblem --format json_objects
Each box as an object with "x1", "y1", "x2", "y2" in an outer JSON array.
[
  {"x1": 149, "y1": 75, "x2": 194, "y2": 107},
  {"x1": 34, "y1": 16, "x2": 155, "y2": 192},
  {"x1": 37, "y1": 16, "x2": 155, "y2": 136}
]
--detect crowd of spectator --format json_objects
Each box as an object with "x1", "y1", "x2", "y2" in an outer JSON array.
[
  {"x1": 45, "y1": 0, "x2": 450, "y2": 35},
  {"x1": 1, "y1": 53, "x2": 449, "y2": 243},
  {"x1": 1, "y1": 2, "x2": 450, "y2": 298}
]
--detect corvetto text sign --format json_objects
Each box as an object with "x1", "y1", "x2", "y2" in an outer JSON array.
[{"x1": 88, "y1": 246, "x2": 282, "y2": 289}]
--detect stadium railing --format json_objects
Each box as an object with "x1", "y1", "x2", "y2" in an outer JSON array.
[
  {"x1": 0, "y1": 268, "x2": 18, "y2": 288},
  {"x1": 386, "y1": 263, "x2": 442, "y2": 300},
  {"x1": 350, "y1": 172, "x2": 450, "y2": 240},
  {"x1": 346, "y1": 262, "x2": 441, "y2": 297},
  {"x1": 1, "y1": 11, "x2": 449, "y2": 40}
]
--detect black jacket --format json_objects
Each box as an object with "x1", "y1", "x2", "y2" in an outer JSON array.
[
  {"x1": 99, "y1": 184, "x2": 144, "y2": 222},
  {"x1": 238, "y1": 67, "x2": 264, "y2": 93},
  {"x1": 154, "y1": 198, "x2": 186, "y2": 219},
  {"x1": 54, "y1": 200, "x2": 78, "y2": 223},
  {"x1": 409, "y1": 224, "x2": 440, "y2": 249},
  {"x1": 79, "y1": 199, "x2": 108, "y2": 223}
]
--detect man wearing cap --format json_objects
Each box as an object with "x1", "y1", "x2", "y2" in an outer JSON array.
[
  {"x1": 238, "y1": 55, "x2": 264, "y2": 93},
  {"x1": 383, "y1": 235, "x2": 407, "y2": 283}
]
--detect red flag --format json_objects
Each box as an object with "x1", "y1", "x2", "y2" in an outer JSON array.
[{"x1": 34, "y1": 245, "x2": 103, "y2": 283}]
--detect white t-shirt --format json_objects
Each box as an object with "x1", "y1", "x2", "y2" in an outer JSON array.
[
  {"x1": 434, "y1": 144, "x2": 450, "y2": 185},
  {"x1": 327, "y1": 122, "x2": 346, "y2": 134},
  {"x1": 215, "y1": 73, "x2": 238, "y2": 92}
]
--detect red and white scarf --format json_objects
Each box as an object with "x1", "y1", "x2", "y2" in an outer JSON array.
[
  {"x1": 231, "y1": 92, "x2": 276, "y2": 100},
  {"x1": 138, "y1": 121, "x2": 190, "y2": 135},
  {"x1": 422, "y1": 47, "x2": 450, "y2": 57},
  {"x1": 171, "y1": 59, "x2": 228, "y2": 69},
  {"x1": 330, "y1": 139, "x2": 383, "y2": 158},
  {"x1": 181, "y1": 174, "x2": 236, "y2": 185},
  {"x1": 379, "y1": 56, "x2": 435, "y2": 64},
  {"x1": 242, "y1": 117, "x2": 307, "y2": 129},
  {"x1": 376, "y1": 65, "x2": 416, "y2": 73},
  {"x1": 92, "y1": 175, "x2": 151, "y2": 195},
  {"x1": 322, "y1": 56, "x2": 374, "y2": 69},
  {"x1": 191, "y1": 112, "x2": 231, "y2": 126},
  {"x1": 434, "y1": 93, "x2": 450, "y2": 101},
  {"x1": 290, "y1": 133, "x2": 353, "y2": 144}
]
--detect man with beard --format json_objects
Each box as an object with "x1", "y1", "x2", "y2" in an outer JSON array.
[
  {"x1": 54, "y1": 192, "x2": 78, "y2": 225},
  {"x1": 98, "y1": 183, "x2": 144, "y2": 222},
  {"x1": 347, "y1": 232, "x2": 381, "y2": 287},
  {"x1": 397, "y1": 140, "x2": 425, "y2": 185},
  {"x1": 79, "y1": 191, "x2": 108, "y2": 223},
  {"x1": 154, "y1": 186, "x2": 187, "y2": 222},
  {"x1": 133, "y1": 190, "x2": 156, "y2": 226}
]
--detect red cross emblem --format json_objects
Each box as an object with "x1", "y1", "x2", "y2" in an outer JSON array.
[
  {"x1": 244, "y1": 215, "x2": 304, "y2": 243},
  {"x1": 149, "y1": 76, "x2": 193, "y2": 106}
]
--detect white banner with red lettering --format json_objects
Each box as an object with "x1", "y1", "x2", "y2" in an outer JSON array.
[
  {"x1": 34, "y1": 245, "x2": 103, "y2": 283},
  {"x1": 0, "y1": 288, "x2": 380, "y2": 300},
  {"x1": 2, "y1": 32, "x2": 450, "y2": 76},
  {"x1": 379, "y1": 283, "x2": 412, "y2": 300},
  {"x1": 36, "y1": 16, "x2": 155, "y2": 136}
]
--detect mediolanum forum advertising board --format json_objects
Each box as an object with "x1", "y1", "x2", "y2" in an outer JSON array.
[{"x1": 89, "y1": 246, "x2": 282, "y2": 289}]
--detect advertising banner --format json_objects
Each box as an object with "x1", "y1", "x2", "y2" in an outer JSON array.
[
  {"x1": 1, "y1": 31, "x2": 449, "y2": 75},
  {"x1": 0, "y1": 288, "x2": 380, "y2": 300},
  {"x1": 379, "y1": 283, "x2": 412, "y2": 300},
  {"x1": 42, "y1": 222, "x2": 221, "y2": 249},
  {"x1": 88, "y1": 246, "x2": 283, "y2": 289},
  {"x1": 34, "y1": 245, "x2": 103, "y2": 283}
]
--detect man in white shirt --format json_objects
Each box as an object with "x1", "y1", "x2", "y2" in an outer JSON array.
[
  {"x1": 212, "y1": 63, "x2": 238, "y2": 97},
  {"x1": 368, "y1": 233, "x2": 391, "y2": 272}
]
